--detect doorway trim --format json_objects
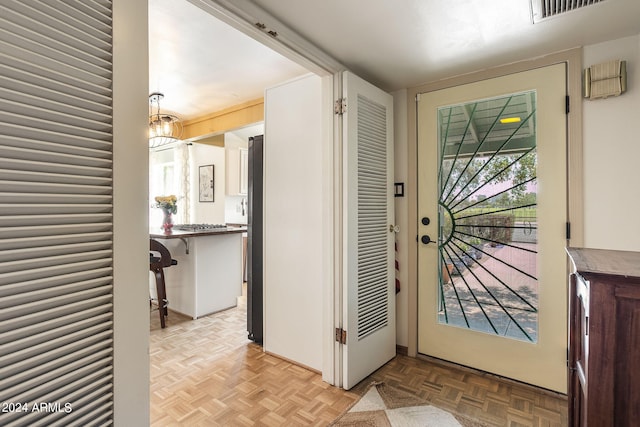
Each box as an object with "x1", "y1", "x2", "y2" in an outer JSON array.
[
  {"x1": 406, "y1": 48, "x2": 584, "y2": 358},
  {"x1": 184, "y1": 0, "x2": 347, "y2": 386},
  {"x1": 185, "y1": 0, "x2": 343, "y2": 76}
]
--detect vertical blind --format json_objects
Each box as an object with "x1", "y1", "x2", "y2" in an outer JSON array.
[{"x1": 0, "y1": 1, "x2": 114, "y2": 426}]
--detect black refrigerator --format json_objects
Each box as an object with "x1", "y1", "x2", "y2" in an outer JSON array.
[{"x1": 247, "y1": 135, "x2": 263, "y2": 344}]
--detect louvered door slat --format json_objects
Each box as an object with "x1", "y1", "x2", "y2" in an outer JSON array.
[
  {"x1": 15, "y1": 381, "x2": 111, "y2": 427},
  {"x1": 2, "y1": 285, "x2": 113, "y2": 319},
  {"x1": 0, "y1": 214, "x2": 112, "y2": 227},
  {"x1": 0, "y1": 261, "x2": 112, "y2": 288},
  {"x1": 0, "y1": 122, "x2": 111, "y2": 149},
  {"x1": 1, "y1": 337, "x2": 112, "y2": 388},
  {"x1": 1, "y1": 159, "x2": 111, "y2": 178},
  {"x1": 0, "y1": 62, "x2": 112, "y2": 103},
  {"x1": 0, "y1": 76, "x2": 111, "y2": 116},
  {"x1": 0, "y1": 27, "x2": 110, "y2": 77},
  {"x1": 0, "y1": 309, "x2": 112, "y2": 350},
  {"x1": 0, "y1": 170, "x2": 111, "y2": 185},
  {"x1": 1, "y1": 364, "x2": 112, "y2": 426},
  {"x1": 0, "y1": 135, "x2": 112, "y2": 159},
  {"x1": 0, "y1": 1, "x2": 114, "y2": 425},
  {"x1": 2, "y1": 316, "x2": 110, "y2": 356},
  {"x1": 0, "y1": 3, "x2": 111, "y2": 46},
  {"x1": 356, "y1": 94, "x2": 389, "y2": 340},
  {"x1": 1, "y1": 205, "x2": 112, "y2": 216},
  {"x1": 0, "y1": 111, "x2": 111, "y2": 140},
  {"x1": 0, "y1": 242, "x2": 112, "y2": 263},
  {"x1": 0, "y1": 249, "x2": 112, "y2": 274},
  {"x1": 62, "y1": 401, "x2": 113, "y2": 427}
]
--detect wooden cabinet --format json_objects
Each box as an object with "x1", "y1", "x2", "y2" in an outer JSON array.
[
  {"x1": 567, "y1": 248, "x2": 640, "y2": 427},
  {"x1": 225, "y1": 147, "x2": 248, "y2": 196}
]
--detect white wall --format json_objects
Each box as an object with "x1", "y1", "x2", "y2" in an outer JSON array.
[
  {"x1": 190, "y1": 143, "x2": 226, "y2": 224},
  {"x1": 583, "y1": 34, "x2": 640, "y2": 251},
  {"x1": 224, "y1": 131, "x2": 248, "y2": 150},
  {"x1": 112, "y1": 0, "x2": 149, "y2": 424},
  {"x1": 263, "y1": 74, "x2": 326, "y2": 371}
]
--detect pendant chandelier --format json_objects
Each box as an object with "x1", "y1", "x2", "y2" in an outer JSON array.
[{"x1": 148, "y1": 92, "x2": 183, "y2": 148}]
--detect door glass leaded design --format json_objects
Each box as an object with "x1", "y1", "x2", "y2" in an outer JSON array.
[{"x1": 437, "y1": 91, "x2": 538, "y2": 342}]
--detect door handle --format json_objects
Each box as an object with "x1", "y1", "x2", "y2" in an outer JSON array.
[{"x1": 421, "y1": 235, "x2": 436, "y2": 245}]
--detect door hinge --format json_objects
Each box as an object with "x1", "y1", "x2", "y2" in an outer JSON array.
[
  {"x1": 565, "y1": 95, "x2": 570, "y2": 114},
  {"x1": 566, "y1": 221, "x2": 571, "y2": 240},
  {"x1": 335, "y1": 327, "x2": 347, "y2": 344},
  {"x1": 334, "y1": 98, "x2": 346, "y2": 115}
]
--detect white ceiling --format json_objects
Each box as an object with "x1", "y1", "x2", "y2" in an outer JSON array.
[
  {"x1": 149, "y1": 0, "x2": 308, "y2": 120},
  {"x1": 150, "y1": 0, "x2": 640, "y2": 120}
]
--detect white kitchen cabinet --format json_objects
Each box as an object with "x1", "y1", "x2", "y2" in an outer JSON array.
[
  {"x1": 239, "y1": 148, "x2": 248, "y2": 194},
  {"x1": 152, "y1": 230, "x2": 244, "y2": 319},
  {"x1": 225, "y1": 147, "x2": 248, "y2": 195}
]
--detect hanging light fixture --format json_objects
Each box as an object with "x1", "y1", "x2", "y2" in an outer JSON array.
[{"x1": 148, "y1": 92, "x2": 183, "y2": 148}]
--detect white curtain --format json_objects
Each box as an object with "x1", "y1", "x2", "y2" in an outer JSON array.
[
  {"x1": 174, "y1": 141, "x2": 191, "y2": 224},
  {"x1": 148, "y1": 141, "x2": 191, "y2": 226}
]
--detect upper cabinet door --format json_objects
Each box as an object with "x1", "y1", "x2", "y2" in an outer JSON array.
[
  {"x1": 239, "y1": 148, "x2": 248, "y2": 195},
  {"x1": 225, "y1": 147, "x2": 248, "y2": 196}
]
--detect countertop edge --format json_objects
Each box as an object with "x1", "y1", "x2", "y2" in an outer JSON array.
[{"x1": 150, "y1": 227, "x2": 246, "y2": 239}]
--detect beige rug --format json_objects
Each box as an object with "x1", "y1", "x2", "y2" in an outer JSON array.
[{"x1": 331, "y1": 382, "x2": 488, "y2": 427}]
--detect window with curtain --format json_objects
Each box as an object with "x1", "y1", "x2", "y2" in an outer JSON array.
[{"x1": 149, "y1": 142, "x2": 190, "y2": 227}]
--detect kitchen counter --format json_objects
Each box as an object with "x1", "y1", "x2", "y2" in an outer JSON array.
[
  {"x1": 150, "y1": 226, "x2": 246, "y2": 254},
  {"x1": 150, "y1": 226, "x2": 245, "y2": 319},
  {"x1": 150, "y1": 225, "x2": 246, "y2": 238}
]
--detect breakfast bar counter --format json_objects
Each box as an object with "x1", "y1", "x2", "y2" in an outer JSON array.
[{"x1": 150, "y1": 226, "x2": 246, "y2": 319}]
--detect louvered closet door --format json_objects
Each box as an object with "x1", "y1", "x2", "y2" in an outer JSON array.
[
  {"x1": 0, "y1": 1, "x2": 114, "y2": 426},
  {"x1": 342, "y1": 71, "x2": 395, "y2": 390}
]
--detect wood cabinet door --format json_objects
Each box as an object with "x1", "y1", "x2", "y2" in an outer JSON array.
[{"x1": 612, "y1": 284, "x2": 640, "y2": 426}]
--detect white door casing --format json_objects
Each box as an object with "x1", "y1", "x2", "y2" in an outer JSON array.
[{"x1": 340, "y1": 71, "x2": 396, "y2": 390}]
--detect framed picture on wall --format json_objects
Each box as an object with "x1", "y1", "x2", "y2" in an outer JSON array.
[{"x1": 199, "y1": 164, "x2": 214, "y2": 202}]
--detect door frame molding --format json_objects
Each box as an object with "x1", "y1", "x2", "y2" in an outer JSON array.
[
  {"x1": 405, "y1": 48, "x2": 584, "y2": 357},
  {"x1": 186, "y1": 0, "x2": 344, "y2": 76},
  {"x1": 183, "y1": 0, "x2": 345, "y2": 385}
]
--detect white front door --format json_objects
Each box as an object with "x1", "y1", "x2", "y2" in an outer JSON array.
[
  {"x1": 339, "y1": 71, "x2": 396, "y2": 390},
  {"x1": 417, "y1": 64, "x2": 568, "y2": 392}
]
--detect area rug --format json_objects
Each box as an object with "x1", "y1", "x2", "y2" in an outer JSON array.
[{"x1": 331, "y1": 382, "x2": 488, "y2": 427}]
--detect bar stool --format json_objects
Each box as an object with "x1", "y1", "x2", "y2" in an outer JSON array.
[{"x1": 149, "y1": 239, "x2": 177, "y2": 328}]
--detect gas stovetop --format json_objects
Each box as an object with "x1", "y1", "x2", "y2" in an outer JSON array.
[{"x1": 172, "y1": 223, "x2": 227, "y2": 231}]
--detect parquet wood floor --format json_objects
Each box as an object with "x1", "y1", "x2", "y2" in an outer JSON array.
[{"x1": 150, "y1": 292, "x2": 568, "y2": 426}]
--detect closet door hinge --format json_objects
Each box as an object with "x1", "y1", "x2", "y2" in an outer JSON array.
[
  {"x1": 334, "y1": 98, "x2": 347, "y2": 115},
  {"x1": 566, "y1": 222, "x2": 571, "y2": 240},
  {"x1": 565, "y1": 95, "x2": 570, "y2": 114},
  {"x1": 335, "y1": 327, "x2": 347, "y2": 344}
]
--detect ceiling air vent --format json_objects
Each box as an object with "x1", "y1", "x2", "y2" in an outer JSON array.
[{"x1": 530, "y1": 0, "x2": 606, "y2": 23}]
